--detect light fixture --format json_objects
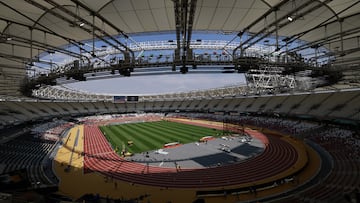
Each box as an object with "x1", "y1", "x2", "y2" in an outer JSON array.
[
  {"x1": 6, "y1": 37, "x2": 12, "y2": 41},
  {"x1": 79, "y1": 22, "x2": 85, "y2": 27},
  {"x1": 287, "y1": 16, "x2": 293, "y2": 22},
  {"x1": 310, "y1": 44, "x2": 320, "y2": 49}
]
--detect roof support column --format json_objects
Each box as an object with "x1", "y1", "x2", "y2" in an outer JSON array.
[
  {"x1": 174, "y1": 0, "x2": 181, "y2": 68},
  {"x1": 30, "y1": 28, "x2": 33, "y2": 66},
  {"x1": 339, "y1": 19, "x2": 344, "y2": 55},
  {"x1": 173, "y1": 0, "x2": 196, "y2": 73},
  {"x1": 180, "y1": 0, "x2": 188, "y2": 74},
  {"x1": 92, "y1": 14, "x2": 95, "y2": 57},
  {"x1": 274, "y1": 9, "x2": 279, "y2": 51}
]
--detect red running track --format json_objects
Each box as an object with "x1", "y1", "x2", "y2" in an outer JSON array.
[{"x1": 83, "y1": 125, "x2": 298, "y2": 188}]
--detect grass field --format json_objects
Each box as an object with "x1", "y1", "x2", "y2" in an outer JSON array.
[{"x1": 99, "y1": 120, "x2": 223, "y2": 154}]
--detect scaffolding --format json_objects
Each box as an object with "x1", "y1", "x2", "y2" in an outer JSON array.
[{"x1": 245, "y1": 67, "x2": 296, "y2": 93}]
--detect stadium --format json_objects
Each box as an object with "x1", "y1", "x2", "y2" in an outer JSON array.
[{"x1": 0, "y1": 0, "x2": 359, "y2": 203}]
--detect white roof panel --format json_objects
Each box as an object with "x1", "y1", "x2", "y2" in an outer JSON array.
[{"x1": 0, "y1": 0, "x2": 358, "y2": 69}]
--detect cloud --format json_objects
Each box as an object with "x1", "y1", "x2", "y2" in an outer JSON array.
[{"x1": 65, "y1": 73, "x2": 246, "y2": 95}]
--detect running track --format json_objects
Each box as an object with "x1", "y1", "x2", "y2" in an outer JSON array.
[{"x1": 83, "y1": 122, "x2": 300, "y2": 188}]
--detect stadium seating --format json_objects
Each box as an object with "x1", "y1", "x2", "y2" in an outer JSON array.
[
  {"x1": 260, "y1": 95, "x2": 286, "y2": 113},
  {"x1": 1, "y1": 88, "x2": 359, "y2": 202},
  {"x1": 45, "y1": 103, "x2": 69, "y2": 116},
  {"x1": 327, "y1": 92, "x2": 360, "y2": 119},
  {"x1": 275, "y1": 93, "x2": 305, "y2": 113},
  {"x1": 181, "y1": 100, "x2": 196, "y2": 111},
  {"x1": 222, "y1": 98, "x2": 241, "y2": 112},
  {"x1": 2, "y1": 89, "x2": 360, "y2": 124},
  {"x1": 286, "y1": 128, "x2": 360, "y2": 202},
  {"x1": 0, "y1": 134, "x2": 57, "y2": 187}
]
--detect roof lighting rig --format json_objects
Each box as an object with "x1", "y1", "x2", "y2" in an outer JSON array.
[{"x1": 173, "y1": 0, "x2": 197, "y2": 74}]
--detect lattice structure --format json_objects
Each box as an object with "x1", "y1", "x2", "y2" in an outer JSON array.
[
  {"x1": 32, "y1": 85, "x2": 113, "y2": 101},
  {"x1": 143, "y1": 85, "x2": 250, "y2": 101},
  {"x1": 54, "y1": 40, "x2": 272, "y2": 69},
  {"x1": 31, "y1": 84, "x2": 250, "y2": 102},
  {"x1": 83, "y1": 40, "x2": 270, "y2": 57},
  {"x1": 245, "y1": 68, "x2": 296, "y2": 93}
]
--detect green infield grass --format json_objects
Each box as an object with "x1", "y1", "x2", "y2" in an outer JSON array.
[{"x1": 99, "y1": 120, "x2": 223, "y2": 154}]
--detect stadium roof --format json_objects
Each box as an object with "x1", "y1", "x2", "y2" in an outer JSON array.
[{"x1": 0, "y1": 0, "x2": 360, "y2": 69}]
